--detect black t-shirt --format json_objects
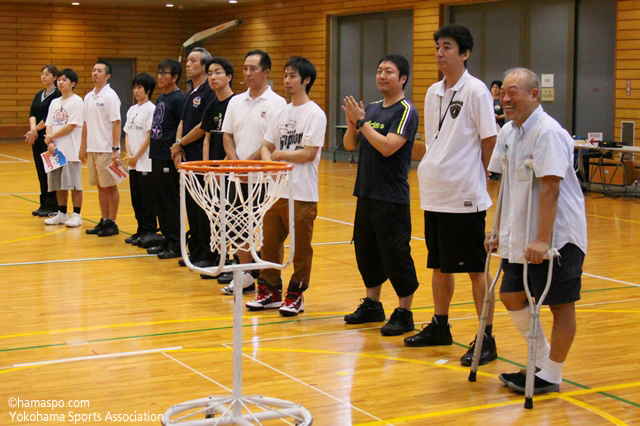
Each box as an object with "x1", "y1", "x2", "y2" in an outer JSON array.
[
  {"x1": 353, "y1": 98, "x2": 419, "y2": 204},
  {"x1": 181, "y1": 82, "x2": 216, "y2": 161},
  {"x1": 30, "y1": 88, "x2": 62, "y2": 141},
  {"x1": 494, "y1": 98, "x2": 505, "y2": 128},
  {"x1": 201, "y1": 93, "x2": 235, "y2": 161},
  {"x1": 150, "y1": 89, "x2": 186, "y2": 160}
]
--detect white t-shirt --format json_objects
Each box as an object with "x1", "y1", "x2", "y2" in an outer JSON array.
[
  {"x1": 124, "y1": 101, "x2": 155, "y2": 172},
  {"x1": 45, "y1": 94, "x2": 84, "y2": 162},
  {"x1": 221, "y1": 86, "x2": 286, "y2": 160},
  {"x1": 488, "y1": 105, "x2": 587, "y2": 264},
  {"x1": 418, "y1": 70, "x2": 497, "y2": 213},
  {"x1": 83, "y1": 84, "x2": 121, "y2": 153},
  {"x1": 264, "y1": 101, "x2": 326, "y2": 202}
]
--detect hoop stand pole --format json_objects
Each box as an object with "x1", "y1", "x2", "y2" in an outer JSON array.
[{"x1": 231, "y1": 269, "x2": 243, "y2": 417}]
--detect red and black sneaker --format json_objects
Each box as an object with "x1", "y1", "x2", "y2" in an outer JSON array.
[
  {"x1": 279, "y1": 281, "x2": 308, "y2": 317},
  {"x1": 246, "y1": 280, "x2": 282, "y2": 311}
]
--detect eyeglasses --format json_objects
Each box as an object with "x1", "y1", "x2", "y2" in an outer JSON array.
[
  {"x1": 157, "y1": 71, "x2": 172, "y2": 77},
  {"x1": 207, "y1": 71, "x2": 226, "y2": 77}
]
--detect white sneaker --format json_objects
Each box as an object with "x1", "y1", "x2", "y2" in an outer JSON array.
[
  {"x1": 222, "y1": 272, "x2": 256, "y2": 295},
  {"x1": 65, "y1": 213, "x2": 82, "y2": 228},
  {"x1": 44, "y1": 211, "x2": 68, "y2": 225}
]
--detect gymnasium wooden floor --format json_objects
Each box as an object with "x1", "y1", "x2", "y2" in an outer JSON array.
[{"x1": 1, "y1": 139, "x2": 639, "y2": 425}]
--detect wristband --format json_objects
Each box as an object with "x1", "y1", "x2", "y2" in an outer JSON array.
[
  {"x1": 355, "y1": 119, "x2": 366, "y2": 130},
  {"x1": 112, "y1": 146, "x2": 120, "y2": 152}
]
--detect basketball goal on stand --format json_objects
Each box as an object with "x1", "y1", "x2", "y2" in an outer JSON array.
[{"x1": 162, "y1": 160, "x2": 313, "y2": 425}]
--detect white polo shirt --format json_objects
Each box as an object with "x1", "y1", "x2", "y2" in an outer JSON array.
[
  {"x1": 264, "y1": 101, "x2": 326, "y2": 202},
  {"x1": 83, "y1": 84, "x2": 121, "y2": 153},
  {"x1": 418, "y1": 70, "x2": 497, "y2": 213},
  {"x1": 488, "y1": 105, "x2": 587, "y2": 264},
  {"x1": 46, "y1": 94, "x2": 84, "y2": 162},
  {"x1": 124, "y1": 100, "x2": 155, "y2": 172},
  {"x1": 221, "y1": 86, "x2": 286, "y2": 160}
]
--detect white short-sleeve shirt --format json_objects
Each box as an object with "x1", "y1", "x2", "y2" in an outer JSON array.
[
  {"x1": 488, "y1": 105, "x2": 587, "y2": 264},
  {"x1": 83, "y1": 84, "x2": 121, "y2": 153},
  {"x1": 418, "y1": 70, "x2": 497, "y2": 213},
  {"x1": 124, "y1": 101, "x2": 155, "y2": 172},
  {"x1": 46, "y1": 94, "x2": 84, "y2": 162},
  {"x1": 221, "y1": 86, "x2": 286, "y2": 160},
  {"x1": 264, "y1": 101, "x2": 326, "y2": 202}
]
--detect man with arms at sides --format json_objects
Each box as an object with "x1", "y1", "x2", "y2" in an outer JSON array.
[
  {"x1": 43, "y1": 68, "x2": 84, "y2": 228},
  {"x1": 123, "y1": 73, "x2": 156, "y2": 246},
  {"x1": 404, "y1": 24, "x2": 498, "y2": 367},
  {"x1": 490, "y1": 68, "x2": 586, "y2": 394},
  {"x1": 81, "y1": 61, "x2": 122, "y2": 237},
  {"x1": 169, "y1": 47, "x2": 216, "y2": 264},
  {"x1": 25, "y1": 65, "x2": 61, "y2": 217},
  {"x1": 147, "y1": 59, "x2": 186, "y2": 259},
  {"x1": 245, "y1": 56, "x2": 326, "y2": 316},
  {"x1": 221, "y1": 49, "x2": 287, "y2": 294},
  {"x1": 342, "y1": 54, "x2": 420, "y2": 337}
]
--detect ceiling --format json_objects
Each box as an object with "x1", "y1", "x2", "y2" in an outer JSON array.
[{"x1": 13, "y1": 0, "x2": 258, "y2": 10}]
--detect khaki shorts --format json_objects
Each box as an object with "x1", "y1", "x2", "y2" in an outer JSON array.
[
  {"x1": 87, "y1": 152, "x2": 118, "y2": 187},
  {"x1": 48, "y1": 161, "x2": 83, "y2": 191}
]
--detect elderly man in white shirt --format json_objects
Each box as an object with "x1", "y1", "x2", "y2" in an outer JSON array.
[{"x1": 487, "y1": 67, "x2": 587, "y2": 395}]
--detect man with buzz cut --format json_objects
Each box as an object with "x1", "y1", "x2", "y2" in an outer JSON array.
[
  {"x1": 221, "y1": 49, "x2": 287, "y2": 294},
  {"x1": 246, "y1": 56, "x2": 326, "y2": 316},
  {"x1": 80, "y1": 60, "x2": 122, "y2": 237},
  {"x1": 404, "y1": 24, "x2": 499, "y2": 367},
  {"x1": 342, "y1": 54, "x2": 420, "y2": 337}
]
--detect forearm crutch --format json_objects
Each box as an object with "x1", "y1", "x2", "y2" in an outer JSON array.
[
  {"x1": 522, "y1": 158, "x2": 559, "y2": 409},
  {"x1": 469, "y1": 156, "x2": 507, "y2": 382}
]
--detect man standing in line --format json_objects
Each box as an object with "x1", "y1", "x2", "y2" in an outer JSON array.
[
  {"x1": 81, "y1": 61, "x2": 122, "y2": 237},
  {"x1": 221, "y1": 49, "x2": 287, "y2": 294},
  {"x1": 404, "y1": 24, "x2": 499, "y2": 366},
  {"x1": 246, "y1": 56, "x2": 326, "y2": 316},
  {"x1": 342, "y1": 54, "x2": 420, "y2": 336}
]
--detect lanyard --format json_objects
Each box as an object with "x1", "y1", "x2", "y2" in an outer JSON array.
[{"x1": 438, "y1": 90, "x2": 457, "y2": 132}]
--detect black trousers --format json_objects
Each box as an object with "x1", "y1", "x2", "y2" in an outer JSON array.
[
  {"x1": 32, "y1": 137, "x2": 57, "y2": 209},
  {"x1": 185, "y1": 187, "x2": 216, "y2": 261},
  {"x1": 129, "y1": 170, "x2": 157, "y2": 236},
  {"x1": 151, "y1": 160, "x2": 180, "y2": 251}
]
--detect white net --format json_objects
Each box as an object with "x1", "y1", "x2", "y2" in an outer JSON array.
[{"x1": 181, "y1": 162, "x2": 291, "y2": 256}]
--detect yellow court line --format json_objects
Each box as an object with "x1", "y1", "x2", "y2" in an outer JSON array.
[
  {"x1": 0, "y1": 365, "x2": 39, "y2": 375},
  {"x1": 560, "y1": 395, "x2": 629, "y2": 425},
  {"x1": 576, "y1": 309, "x2": 640, "y2": 314},
  {"x1": 586, "y1": 213, "x2": 640, "y2": 225},
  {"x1": 1, "y1": 227, "x2": 67, "y2": 244}
]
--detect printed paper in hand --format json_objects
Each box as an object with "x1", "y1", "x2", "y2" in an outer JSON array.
[
  {"x1": 41, "y1": 149, "x2": 67, "y2": 173},
  {"x1": 106, "y1": 159, "x2": 129, "y2": 184}
]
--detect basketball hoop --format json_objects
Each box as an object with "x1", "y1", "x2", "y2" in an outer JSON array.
[{"x1": 162, "y1": 160, "x2": 312, "y2": 425}]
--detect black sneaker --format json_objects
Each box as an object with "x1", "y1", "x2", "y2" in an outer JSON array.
[
  {"x1": 97, "y1": 221, "x2": 119, "y2": 237},
  {"x1": 217, "y1": 272, "x2": 233, "y2": 284},
  {"x1": 403, "y1": 321, "x2": 453, "y2": 347},
  {"x1": 499, "y1": 371, "x2": 560, "y2": 394},
  {"x1": 460, "y1": 334, "x2": 497, "y2": 366},
  {"x1": 86, "y1": 218, "x2": 106, "y2": 235},
  {"x1": 124, "y1": 234, "x2": 139, "y2": 244},
  {"x1": 380, "y1": 308, "x2": 414, "y2": 336},
  {"x1": 344, "y1": 297, "x2": 385, "y2": 324}
]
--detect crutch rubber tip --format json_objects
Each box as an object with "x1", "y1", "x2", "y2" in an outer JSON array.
[
  {"x1": 524, "y1": 397, "x2": 533, "y2": 409},
  {"x1": 468, "y1": 372, "x2": 477, "y2": 382}
]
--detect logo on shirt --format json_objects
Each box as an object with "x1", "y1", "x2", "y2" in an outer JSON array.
[
  {"x1": 151, "y1": 102, "x2": 165, "y2": 140},
  {"x1": 278, "y1": 120, "x2": 303, "y2": 150},
  {"x1": 260, "y1": 106, "x2": 270, "y2": 119},
  {"x1": 51, "y1": 107, "x2": 69, "y2": 126},
  {"x1": 96, "y1": 102, "x2": 104, "y2": 107},
  {"x1": 450, "y1": 101, "x2": 463, "y2": 119},
  {"x1": 193, "y1": 96, "x2": 201, "y2": 107},
  {"x1": 126, "y1": 112, "x2": 144, "y2": 132}
]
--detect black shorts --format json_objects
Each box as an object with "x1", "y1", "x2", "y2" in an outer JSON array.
[
  {"x1": 500, "y1": 243, "x2": 584, "y2": 305},
  {"x1": 424, "y1": 210, "x2": 486, "y2": 273}
]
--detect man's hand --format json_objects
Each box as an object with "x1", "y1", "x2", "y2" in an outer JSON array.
[
  {"x1": 173, "y1": 150, "x2": 185, "y2": 169},
  {"x1": 525, "y1": 239, "x2": 550, "y2": 264},
  {"x1": 25, "y1": 129, "x2": 37, "y2": 144},
  {"x1": 127, "y1": 156, "x2": 138, "y2": 169},
  {"x1": 341, "y1": 96, "x2": 366, "y2": 126},
  {"x1": 47, "y1": 143, "x2": 56, "y2": 156},
  {"x1": 111, "y1": 150, "x2": 120, "y2": 164},
  {"x1": 79, "y1": 147, "x2": 86, "y2": 164},
  {"x1": 170, "y1": 142, "x2": 182, "y2": 159},
  {"x1": 484, "y1": 233, "x2": 499, "y2": 254}
]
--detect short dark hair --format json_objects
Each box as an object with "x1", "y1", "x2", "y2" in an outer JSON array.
[
  {"x1": 132, "y1": 73, "x2": 156, "y2": 99},
  {"x1": 58, "y1": 68, "x2": 78, "y2": 89},
  {"x1": 285, "y1": 56, "x2": 316, "y2": 94},
  {"x1": 41, "y1": 64, "x2": 59, "y2": 77},
  {"x1": 95, "y1": 60, "x2": 112, "y2": 75},
  {"x1": 434, "y1": 24, "x2": 474, "y2": 66},
  {"x1": 378, "y1": 54, "x2": 410, "y2": 90},
  {"x1": 244, "y1": 49, "x2": 271, "y2": 71},
  {"x1": 158, "y1": 59, "x2": 182, "y2": 84},
  {"x1": 206, "y1": 57, "x2": 234, "y2": 88},
  {"x1": 490, "y1": 80, "x2": 502, "y2": 89}
]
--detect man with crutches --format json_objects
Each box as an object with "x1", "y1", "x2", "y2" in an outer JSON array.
[{"x1": 486, "y1": 67, "x2": 587, "y2": 399}]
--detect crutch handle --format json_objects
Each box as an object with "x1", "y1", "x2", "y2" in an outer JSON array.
[
  {"x1": 543, "y1": 248, "x2": 560, "y2": 260},
  {"x1": 524, "y1": 158, "x2": 534, "y2": 168}
]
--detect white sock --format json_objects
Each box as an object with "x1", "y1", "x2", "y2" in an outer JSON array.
[
  {"x1": 536, "y1": 359, "x2": 563, "y2": 384},
  {"x1": 508, "y1": 306, "x2": 550, "y2": 368}
]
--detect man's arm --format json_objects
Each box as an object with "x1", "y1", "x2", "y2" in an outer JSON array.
[
  {"x1": 261, "y1": 140, "x2": 275, "y2": 161},
  {"x1": 481, "y1": 136, "x2": 497, "y2": 174},
  {"x1": 525, "y1": 175, "x2": 560, "y2": 264},
  {"x1": 111, "y1": 120, "x2": 121, "y2": 162},
  {"x1": 202, "y1": 132, "x2": 210, "y2": 161},
  {"x1": 128, "y1": 130, "x2": 151, "y2": 169},
  {"x1": 45, "y1": 124, "x2": 77, "y2": 155},
  {"x1": 171, "y1": 122, "x2": 205, "y2": 158},
  {"x1": 223, "y1": 132, "x2": 238, "y2": 160},
  {"x1": 272, "y1": 145, "x2": 320, "y2": 164},
  {"x1": 79, "y1": 123, "x2": 87, "y2": 163},
  {"x1": 246, "y1": 144, "x2": 265, "y2": 161}
]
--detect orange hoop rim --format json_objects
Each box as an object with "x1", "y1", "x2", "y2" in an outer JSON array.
[{"x1": 178, "y1": 160, "x2": 293, "y2": 173}]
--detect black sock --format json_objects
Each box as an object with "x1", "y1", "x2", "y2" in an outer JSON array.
[
  {"x1": 433, "y1": 314, "x2": 449, "y2": 326},
  {"x1": 58, "y1": 205, "x2": 68, "y2": 214},
  {"x1": 485, "y1": 324, "x2": 493, "y2": 336},
  {"x1": 73, "y1": 207, "x2": 81, "y2": 214}
]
